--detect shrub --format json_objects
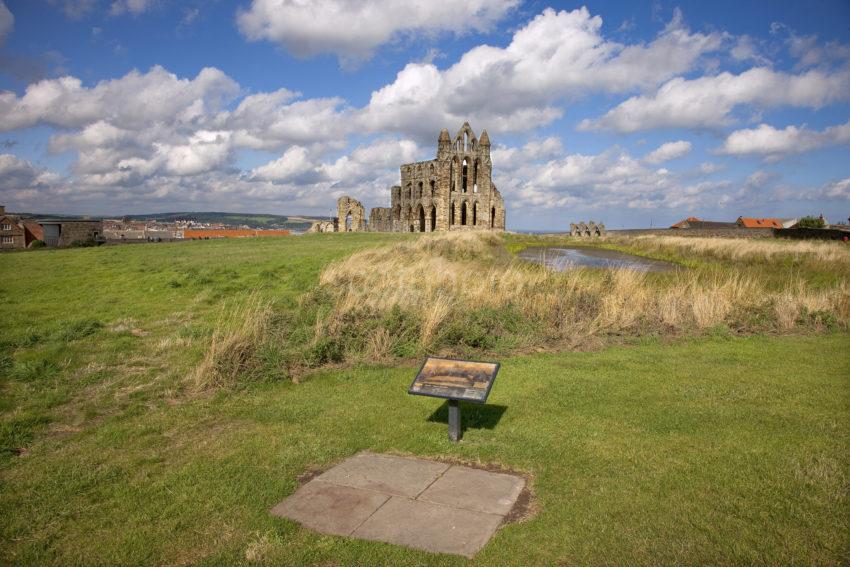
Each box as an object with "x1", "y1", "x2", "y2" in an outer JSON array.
[
  {"x1": 796, "y1": 216, "x2": 826, "y2": 229},
  {"x1": 305, "y1": 337, "x2": 344, "y2": 366},
  {"x1": 69, "y1": 238, "x2": 100, "y2": 248},
  {"x1": 28, "y1": 240, "x2": 45, "y2": 249}
]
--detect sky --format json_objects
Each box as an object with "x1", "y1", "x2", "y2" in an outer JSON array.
[{"x1": 0, "y1": 1, "x2": 849, "y2": 229}]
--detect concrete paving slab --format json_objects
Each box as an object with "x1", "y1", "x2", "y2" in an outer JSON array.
[
  {"x1": 418, "y1": 465, "x2": 526, "y2": 515},
  {"x1": 352, "y1": 496, "x2": 504, "y2": 558},
  {"x1": 269, "y1": 480, "x2": 389, "y2": 536},
  {"x1": 316, "y1": 452, "x2": 450, "y2": 498}
]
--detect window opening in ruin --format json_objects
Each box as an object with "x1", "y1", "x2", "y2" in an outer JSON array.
[
  {"x1": 463, "y1": 132, "x2": 468, "y2": 150},
  {"x1": 450, "y1": 203, "x2": 455, "y2": 225},
  {"x1": 450, "y1": 158, "x2": 456, "y2": 192},
  {"x1": 430, "y1": 179, "x2": 435, "y2": 196},
  {"x1": 418, "y1": 206, "x2": 425, "y2": 232},
  {"x1": 473, "y1": 202, "x2": 478, "y2": 226},
  {"x1": 345, "y1": 212, "x2": 352, "y2": 231},
  {"x1": 462, "y1": 159, "x2": 468, "y2": 193},
  {"x1": 431, "y1": 205, "x2": 436, "y2": 231},
  {"x1": 491, "y1": 207, "x2": 496, "y2": 227},
  {"x1": 461, "y1": 202, "x2": 467, "y2": 225},
  {"x1": 407, "y1": 184, "x2": 412, "y2": 199},
  {"x1": 418, "y1": 181, "x2": 423, "y2": 199},
  {"x1": 473, "y1": 160, "x2": 478, "y2": 192}
]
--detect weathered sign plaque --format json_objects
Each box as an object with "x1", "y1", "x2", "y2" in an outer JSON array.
[{"x1": 408, "y1": 357, "x2": 500, "y2": 441}]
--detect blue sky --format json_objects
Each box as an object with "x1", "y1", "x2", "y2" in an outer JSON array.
[{"x1": 0, "y1": 0, "x2": 848, "y2": 229}]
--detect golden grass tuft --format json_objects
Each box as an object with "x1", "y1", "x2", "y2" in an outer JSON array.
[
  {"x1": 314, "y1": 232, "x2": 849, "y2": 360},
  {"x1": 617, "y1": 234, "x2": 850, "y2": 266},
  {"x1": 190, "y1": 293, "x2": 273, "y2": 391}
]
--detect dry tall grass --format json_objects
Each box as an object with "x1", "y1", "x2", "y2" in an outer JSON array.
[
  {"x1": 315, "y1": 232, "x2": 849, "y2": 359},
  {"x1": 614, "y1": 234, "x2": 850, "y2": 266},
  {"x1": 191, "y1": 293, "x2": 273, "y2": 391}
]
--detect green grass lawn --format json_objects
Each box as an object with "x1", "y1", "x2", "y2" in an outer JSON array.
[{"x1": 1, "y1": 234, "x2": 848, "y2": 565}]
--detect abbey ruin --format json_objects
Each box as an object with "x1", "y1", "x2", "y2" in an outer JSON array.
[{"x1": 318, "y1": 123, "x2": 506, "y2": 233}]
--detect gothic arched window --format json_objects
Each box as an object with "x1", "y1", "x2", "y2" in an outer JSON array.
[{"x1": 462, "y1": 159, "x2": 468, "y2": 193}]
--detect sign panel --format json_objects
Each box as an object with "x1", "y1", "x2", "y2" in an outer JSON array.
[{"x1": 408, "y1": 357, "x2": 500, "y2": 403}]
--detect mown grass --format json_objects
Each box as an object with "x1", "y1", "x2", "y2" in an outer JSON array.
[
  {"x1": 0, "y1": 234, "x2": 405, "y2": 459},
  {"x1": 2, "y1": 334, "x2": 848, "y2": 565},
  {"x1": 1, "y1": 232, "x2": 848, "y2": 565}
]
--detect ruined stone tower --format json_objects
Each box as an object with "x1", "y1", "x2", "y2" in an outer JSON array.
[{"x1": 382, "y1": 122, "x2": 505, "y2": 232}]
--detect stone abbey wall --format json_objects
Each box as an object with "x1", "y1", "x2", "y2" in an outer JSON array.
[
  {"x1": 369, "y1": 207, "x2": 393, "y2": 232},
  {"x1": 330, "y1": 123, "x2": 506, "y2": 234},
  {"x1": 388, "y1": 122, "x2": 505, "y2": 233}
]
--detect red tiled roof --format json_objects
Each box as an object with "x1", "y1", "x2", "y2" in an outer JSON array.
[
  {"x1": 23, "y1": 222, "x2": 44, "y2": 240},
  {"x1": 670, "y1": 216, "x2": 700, "y2": 228},
  {"x1": 737, "y1": 217, "x2": 783, "y2": 229}
]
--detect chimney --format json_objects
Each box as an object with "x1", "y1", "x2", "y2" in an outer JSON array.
[{"x1": 0, "y1": 205, "x2": 5, "y2": 216}]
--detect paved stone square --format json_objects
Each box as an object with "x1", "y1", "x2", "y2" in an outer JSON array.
[{"x1": 270, "y1": 452, "x2": 525, "y2": 558}]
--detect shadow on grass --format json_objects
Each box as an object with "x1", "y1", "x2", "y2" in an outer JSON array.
[{"x1": 426, "y1": 401, "x2": 507, "y2": 434}]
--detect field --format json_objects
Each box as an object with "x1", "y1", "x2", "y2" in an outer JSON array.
[{"x1": 1, "y1": 232, "x2": 848, "y2": 565}]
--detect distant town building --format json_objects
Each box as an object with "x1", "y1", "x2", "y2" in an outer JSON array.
[
  {"x1": 182, "y1": 229, "x2": 290, "y2": 239},
  {"x1": 38, "y1": 219, "x2": 103, "y2": 247},
  {"x1": 736, "y1": 217, "x2": 783, "y2": 229},
  {"x1": 670, "y1": 217, "x2": 738, "y2": 229},
  {"x1": 0, "y1": 205, "x2": 102, "y2": 249},
  {"x1": 1, "y1": 205, "x2": 27, "y2": 249}
]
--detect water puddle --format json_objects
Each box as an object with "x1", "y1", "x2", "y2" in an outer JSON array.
[{"x1": 518, "y1": 246, "x2": 679, "y2": 273}]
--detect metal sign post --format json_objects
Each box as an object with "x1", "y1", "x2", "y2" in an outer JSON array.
[
  {"x1": 447, "y1": 400, "x2": 461, "y2": 442},
  {"x1": 408, "y1": 357, "x2": 500, "y2": 442}
]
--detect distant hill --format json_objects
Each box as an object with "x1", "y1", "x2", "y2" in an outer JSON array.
[
  {"x1": 120, "y1": 212, "x2": 331, "y2": 231},
  {"x1": 6, "y1": 210, "x2": 332, "y2": 232}
]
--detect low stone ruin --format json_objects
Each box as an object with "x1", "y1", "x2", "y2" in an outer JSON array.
[
  {"x1": 307, "y1": 220, "x2": 337, "y2": 233},
  {"x1": 569, "y1": 221, "x2": 606, "y2": 237}
]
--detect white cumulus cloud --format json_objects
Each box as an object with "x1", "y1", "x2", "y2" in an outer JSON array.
[
  {"x1": 644, "y1": 140, "x2": 692, "y2": 164},
  {"x1": 718, "y1": 119, "x2": 850, "y2": 160},
  {"x1": 236, "y1": 0, "x2": 518, "y2": 65},
  {"x1": 581, "y1": 67, "x2": 850, "y2": 132},
  {"x1": 359, "y1": 7, "x2": 724, "y2": 138}
]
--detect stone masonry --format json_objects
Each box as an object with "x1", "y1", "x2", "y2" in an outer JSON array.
[
  {"x1": 368, "y1": 207, "x2": 393, "y2": 232},
  {"x1": 390, "y1": 122, "x2": 505, "y2": 232},
  {"x1": 330, "y1": 123, "x2": 506, "y2": 233},
  {"x1": 337, "y1": 196, "x2": 366, "y2": 232}
]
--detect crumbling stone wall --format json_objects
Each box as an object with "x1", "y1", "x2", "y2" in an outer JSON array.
[
  {"x1": 570, "y1": 222, "x2": 605, "y2": 237},
  {"x1": 308, "y1": 220, "x2": 338, "y2": 233},
  {"x1": 337, "y1": 196, "x2": 366, "y2": 232},
  {"x1": 369, "y1": 207, "x2": 393, "y2": 232},
  {"x1": 365, "y1": 123, "x2": 506, "y2": 233}
]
